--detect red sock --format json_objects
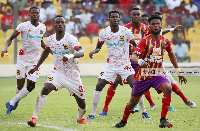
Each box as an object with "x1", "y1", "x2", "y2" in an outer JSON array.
[
  {"x1": 172, "y1": 83, "x2": 188, "y2": 102},
  {"x1": 144, "y1": 90, "x2": 155, "y2": 106},
  {"x1": 122, "y1": 105, "x2": 133, "y2": 121},
  {"x1": 103, "y1": 86, "x2": 116, "y2": 112},
  {"x1": 161, "y1": 95, "x2": 171, "y2": 118}
]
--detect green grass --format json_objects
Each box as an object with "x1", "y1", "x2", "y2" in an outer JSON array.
[{"x1": 0, "y1": 76, "x2": 200, "y2": 131}]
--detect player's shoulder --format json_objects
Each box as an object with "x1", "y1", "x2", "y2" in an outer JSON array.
[
  {"x1": 39, "y1": 22, "x2": 46, "y2": 27},
  {"x1": 47, "y1": 33, "x2": 56, "y2": 41},
  {"x1": 124, "y1": 22, "x2": 132, "y2": 28},
  {"x1": 18, "y1": 21, "x2": 28, "y2": 27},
  {"x1": 161, "y1": 35, "x2": 170, "y2": 42},
  {"x1": 143, "y1": 34, "x2": 151, "y2": 40}
]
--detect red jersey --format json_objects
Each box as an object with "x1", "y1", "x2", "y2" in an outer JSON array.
[
  {"x1": 124, "y1": 22, "x2": 151, "y2": 58},
  {"x1": 134, "y1": 34, "x2": 172, "y2": 81}
]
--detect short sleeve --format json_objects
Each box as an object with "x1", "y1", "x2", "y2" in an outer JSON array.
[
  {"x1": 134, "y1": 38, "x2": 146, "y2": 55},
  {"x1": 15, "y1": 23, "x2": 25, "y2": 34},
  {"x1": 46, "y1": 37, "x2": 51, "y2": 49},
  {"x1": 165, "y1": 39, "x2": 172, "y2": 53},
  {"x1": 98, "y1": 29, "x2": 105, "y2": 44},
  {"x1": 126, "y1": 28, "x2": 134, "y2": 43},
  {"x1": 70, "y1": 35, "x2": 81, "y2": 50}
]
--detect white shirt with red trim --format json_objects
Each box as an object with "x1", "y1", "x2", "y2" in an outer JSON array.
[
  {"x1": 98, "y1": 25, "x2": 134, "y2": 67},
  {"x1": 15, "y1": 21, "x2": 46, "y2": 64},
  {"x1": 46, "y1": 32, "x2": 81, "y2": 78}
]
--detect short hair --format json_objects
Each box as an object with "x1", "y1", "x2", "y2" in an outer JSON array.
[
  {"x1": 141, "y1": 14, "x2": 149, "y2": 18},
  {"x1": 29, "y1": 6, "x2": 40, "y2": 12},
  {"x1": 153, "y1": 11, "x2": 162, "y2": 16},
  {"x1": 131, "y1": 7, "x2": 140, "y2": 12},
  {"x1": 148, "y1": 14, "x2": 162, "y2": 23},
  {"x1": 54, "y1": 15, "x2": 65, "y2": 22},
  {"x1": 108, "y1": 10, "x2": 120, "y2": 18}
]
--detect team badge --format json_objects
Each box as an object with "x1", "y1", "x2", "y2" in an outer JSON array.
[
  {"x1": 63, "y1": 44, "x2": 68, "y2": 49},
  {"x1": 17, "y1": 70, "x2": 20, "y2": 75},
  {"x1": 48, "y1": 77, "x2": 53, "y2": 81},
  {"x1": 120, "y1": 36, "x2": 124, "y2": 41},
  {"x1": 40, "y1": 30, "x2": 43, "y2": 34},
  {"x1": 100, "y1": 72, "x2": 104, "y2": 76}
]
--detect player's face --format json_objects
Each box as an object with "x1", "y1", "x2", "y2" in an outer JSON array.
[
  {"x1": 109, "y1": 13, "x2": 120, "y2": 26},
  {"x1": 54, "y1": 17, "x2": 66, "y2": 32},
  {"x1": 29, "y1": 9, "x2": 40, "y2": 22},
  {"x1": 130, "y1": 10, "x2": 141, "y2": 23},
  {"x1": 141, "y1": 17, "x2": 148, "y2": 25},
  {"x1": 149, "y1": 19, "x2": 162, "y2": 35}
]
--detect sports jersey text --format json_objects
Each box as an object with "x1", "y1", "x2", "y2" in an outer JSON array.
[
  {"x1": 144, "y1": 55, "x2": 162, "y2": 63},
  {"x1": 27, "y1": 34, "x2": 43, "y2": 38},
  {"x1": 52, "y1": 51, "x2": 69, "y2": 54},
  {"x1": 108, "y1": 43, "x2": 124, "y2": 46}
]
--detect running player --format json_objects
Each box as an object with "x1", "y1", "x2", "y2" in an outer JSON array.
[
  {"x1": 27, "y1": 15, "x2": 87, "y2": 127},
  {"x1": 86, "y1": 10, "x2": 136, "y2": 119},
  {"x1": 1, "y1": 6, "x2": 46, "y2": 115},
  {"x1": 114, "y1": 14, "x2": 187, "y2": 128}
]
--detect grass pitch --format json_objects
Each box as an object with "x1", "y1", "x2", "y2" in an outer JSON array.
[{"x1": 0, "y1": 76, "x2": 200, "y2": 131}]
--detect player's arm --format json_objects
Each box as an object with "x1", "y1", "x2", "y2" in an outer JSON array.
[
  {"x1": 162, "y1": 25, "x2": 181, "y2": 35},
  {"x1": 130, "y1": 40, "x2": 137, "y2": 48},
  {"x1": 89, "y1": 41, "x2": 104, "y2": 59},
  {"x1": 166, "y1": 40, "x2": 187, "y2": 84},
  {"x1": 62, "y1": 47, "x2": 84, "y2": 62},
  {"x1": 29, "y1": 48, "x2": 51, "y2": 75},
  {"x1": 130, "y1": 39, "x2": 148, "y2": 68},
  {"x1": 1, "y1": 31, "x2": 19, "y2": 58},
  {"x1": 41, "y1": 40, "x2": 46, "y2": 49}
]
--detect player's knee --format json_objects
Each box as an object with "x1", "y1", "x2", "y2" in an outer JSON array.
[
  {"x1": 163, "y1": 84, "x2": 172, "y2": 95},
  {"x1": 96, "y1": 83, "x2": 105, "y2": 91},
  {"x1": 26, "y1": 82, "x2": 35, "y2": 92}
]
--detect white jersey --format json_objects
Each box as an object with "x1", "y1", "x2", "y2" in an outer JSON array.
[
  {"x1": 46, "y1": 32, "x2": 81, "y2": 79},
  {"x1": 98, "y1": 25, "x2": 134, "y2": 67},
  {"x1": 15, "y1": 21, "x2": 46, "y2": 64}
]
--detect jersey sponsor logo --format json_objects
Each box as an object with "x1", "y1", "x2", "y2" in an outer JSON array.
[
  {"x1": 152, "y1": 48, "x2": 161, "y2": 56},
  {"x1": 63, "y1": 44, "x2": 68, "y2": 49},
  {"x1": 27, "y1": 34, "x2": 43, "y2": 39},
  {"x1": 52, "y1": 51, "x2": 69, "y2": 54},
  {"x1": 133, "y1": 34, "x2": 141, "y2": 40},
  {"x1": 48, "y1": 77, "x2": 53, "y2": 81},
  {"x1": 40, "y1": 30, "x2": 43, "y2": 34},
  {"x1": 107, "y1": 42, "x2": 124, "y2": 46},
  {"x1": 120, "y1": 36, "x2": 124, "y2": 41},
  {"x1": 17, "y1": 70, "x2": 20, "y2": 75},
  {"x1": 100, "y1": 72, "x2": 104, "y2": 76}
]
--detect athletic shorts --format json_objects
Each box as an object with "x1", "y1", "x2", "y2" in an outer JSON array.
[
  {"x1": 99, "y1": 63, "x2": 135, "y2": 84},
  {"x1": 16, "y1": 59, "x2": 40, "y2": 82},
  {"x1": 132, "y1": 76, "x2": 170, "y2": 97},
  {"x1": 45, "y1": 69, "x2": 85, "y2": 99}
]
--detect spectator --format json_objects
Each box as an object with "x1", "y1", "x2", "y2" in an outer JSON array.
[
  {"x1": 85, "y1": 16, "x2": 99, "y2": 40},
  {"x1": 1, "y1": 8, "x2": 13, "y2": 32},
  {"x1": 74, "y1": 15, "x2": 86, "y2": 39},
  {"x1": 174, "y1": 42, "x2": 191, "y2": 62},
  {"x1": 144, "y1": 1, "x2": 155, "y2": 16},
  {"x1": 181, "y1": 11, "x2": 195, "y2": 32},
  {"x1": 94, "y1": 8, "x2": 106, "y2": 28},
  {"x1": 105, "y1": 0, "x2": 119, "y2": 4},
  {"x1": 80, "y1": 9, "x2": 93, "y2": 25},
  {"x1": 166, "y1": 0, "x2": 180, "y2": 10},
  {"x1": 14, "y1": 0, "x2": 28, "y2": 16},
  {"x1": 174, "y1": 1, "x2": 188, "y2": 19},
  {"x1": 185, "y1": 0, "x2": 199, "y2": 19},
  {"x1": 43, "y1": 16, "x2": 54, "y2": 37},
  {"x1": 65, "y1": 15, "x2": 74, "y2": 35},
  {"x1": 21, "y1": 5, "x2": 29, "y2": 22},
  {"x1": 166, "y1": 11, "x2": 179, "y2": 28},
  {"x1": 65, "y1": 4, "x2": 73, "y2": 18},
  {"x1": 45, "y1": 3, "x2": 57, "y2": 20},
  {"x1": 154, "y1": 0, "x2": 166, "y2": 4},
  {"x1": 35, "y1": 1, "x2": 47, "y2": 22},
  {"x1": 118, "y1": 0, "x2": 132, "y2": 9}
]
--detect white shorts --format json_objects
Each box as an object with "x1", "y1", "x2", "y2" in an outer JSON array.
[
  {"x1": 45, "y1": 69, "x2": 85, "y2": 99},
  {"x1": 16, "y1": 59, "x2": 40, "y2": 82},
  {"x1": 99, "y1": 63, "x2": 135, "y2": 84}
]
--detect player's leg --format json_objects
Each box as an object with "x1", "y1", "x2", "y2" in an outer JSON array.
[
  {"x1": 99, "y1": 74, "x2": 122, "y2": 116},
  {"x1": 157, "y1": 80, "x2": 173, "y2": 128},
  {"x1": 171, "y1": 82, "x2": 196, "y2": 108},
  {"x1": 144, "y1": 90, "x2": 156, "y2": 109},
  {"x1": 87, "y1": 78, "x2": 108, "y2": 119},
  {"x1": 27, "y1": 83, "x2": 56, "y2": 127},
  {"x1": 74, "y1": 95, "x2": 87, "y2": 124}
]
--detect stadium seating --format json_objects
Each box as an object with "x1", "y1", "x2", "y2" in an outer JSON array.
[
  {"x1": 163, "y1": 31, "x2": 173, "y2": 41},
  {"x1": 194, "y1": 20, "x2": 200, "y2": 29},
  {"x1": 187, "y1": 27, "x2": 199, "y2": 38},
  {"x1": 79, "y1": 36, "x2": 91, "y2": 51},
  {"x1": 5, "y1": 29, "x2": 14, "y2": 38},
  {"x1": 0, "y1": 29, "x2": 5, "y2": 38},
  {"x1": 91, "y1": 36, "x2": 99, "y2": 45}
]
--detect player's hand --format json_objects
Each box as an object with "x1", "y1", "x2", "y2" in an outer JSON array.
[
  {"x1": 141, "y1": 62, "x2": 148, "y2": 68},
  {"x1": 174, "y1": 25, "x2": 182, "y2": 31},
  {"x1": 28, "y1": 67, "x2": 38, "y2": 75},
  {"x1": 62, "y1": 56, "x2": 68, "y2": 62},
  {"x1": 1, "y1": 49, "x2": 8, "y2": 58},
  {"x1": 89, "y1": 50, "x2": 95, "y2": 59},
  {"x1": 178, "y1": 75, "x2": 187, "y2": 85}
]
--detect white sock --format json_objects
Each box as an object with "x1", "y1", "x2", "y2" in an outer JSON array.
[
  {"x1": 138, "y1": 96, "x2": 146, "y2": 113},
  {"x1": 77, "y1": 106, "x2": 86, "y2": 120},
  {"x1": 10, "y1": 86, "x2": 29, "y2": 106},
  {"x1": 91, "y1": 90, "x2": 101, "y2": 116},
  {"x1": 33, "y1": 93, "x2": 47, "y2": 120},
  {"x1": 166, "y1": 72, "x2": 177, "y2": 85},
  {"x1": 16, "y1": 85, "x2": 21, "y2": 94}
]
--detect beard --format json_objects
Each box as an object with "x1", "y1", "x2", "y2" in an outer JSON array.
[{"x1": 151, "y1": 29, "x2": 161, "y2": 35}]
